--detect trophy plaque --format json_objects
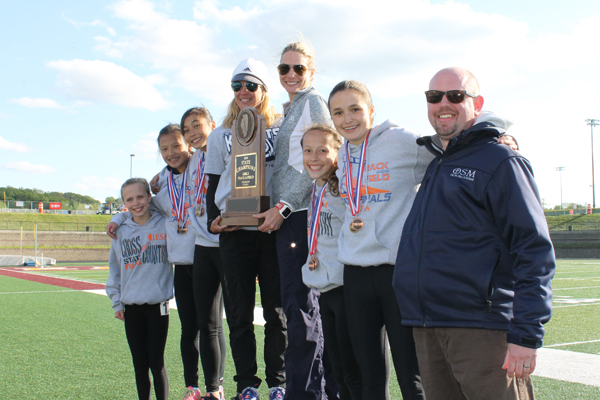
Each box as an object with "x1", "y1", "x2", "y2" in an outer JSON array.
[{"x1": 220, "y1": 107, "x2": 270, "y2": 226}]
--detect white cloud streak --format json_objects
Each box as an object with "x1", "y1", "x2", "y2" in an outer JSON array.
[
  {"x1": 46, "y1": 59, "x2": 169, "y2": 111},
  {"x1": 2, "y1": 161, "x2": 56, "y2": 173},
  {"x1": 10, "y1": 97, "x2": 62, "y2": 109},
  {"x1": 0, "y1": 136, "x2": 32, "y2": 152}
]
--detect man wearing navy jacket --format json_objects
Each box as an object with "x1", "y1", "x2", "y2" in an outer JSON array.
[{"x1": 393, "y1": 67, "x2": 555, "y2": 400}]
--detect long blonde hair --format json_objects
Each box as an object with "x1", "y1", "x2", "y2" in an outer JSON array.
[{"x1": 222, "y1": 89, "x2": 279, "y2": 129}]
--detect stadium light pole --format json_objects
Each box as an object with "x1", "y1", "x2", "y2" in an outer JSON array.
[
  {"x1": 130, "y1": 154, "x2": 135, "y2": 178},
  {"x1": 555, "y1": 167, "x2": 565, "y2": 210},
  {"x1": 586, "y1": 119, "x2": 600, "y2": 208}
]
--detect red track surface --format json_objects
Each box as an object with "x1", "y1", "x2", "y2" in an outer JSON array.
[{"x1": 0, "y1": 267, "x2": 105, "y2": 290}]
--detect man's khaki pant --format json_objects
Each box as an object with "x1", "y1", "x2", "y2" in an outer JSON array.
[{"x1": 413, "y1": 327, "x2": 534, "y2": 400}]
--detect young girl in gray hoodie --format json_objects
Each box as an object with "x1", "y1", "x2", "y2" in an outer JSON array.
[
  {"x1": 329, "y1": 80, "x2": 433, "y2": 400},
  {"x1": 106, "y1": 178, "x2": 172, "y2": 400},
  {"x1": 300, "y1": 124, "x2": 362, "y2": 400}
]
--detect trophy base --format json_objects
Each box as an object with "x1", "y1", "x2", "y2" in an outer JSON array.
[{"x1": 221, "y1": 196, "x2": 270, "y2": 227}]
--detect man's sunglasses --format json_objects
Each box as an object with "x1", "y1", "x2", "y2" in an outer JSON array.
[
  {"x1": 231, "y1": 81, "x2": 259, "y2": 92},
  {"x1": 425, "y1": 90, "x2": 477, "y2": 104},
  {"x1": 277, "y1": 63, "x2": 309, "y2": 76}
]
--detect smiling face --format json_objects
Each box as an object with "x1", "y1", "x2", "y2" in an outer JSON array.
[
  {"x1": 329, "y1": 89, "x2": 375, "y2": 146},
  {"x1": 159, "y1": 131, "x2": 191, "y2": 173},
  {"x1": 302, "y1": 129, "x2": 338, "y2": 185},
  {"x1": 427, "y1": 68, "x2": 484, "y2": 148},
  {"x1": 122, "y1": 183, "x2": 151, "y2": 225},
  {"x1": 233, "y1": 81, "x2": 264, "y2": 110},
  {"x1": 182, "y1": 114, "x2": 216, "y2": 151},
  {"x1": 279, "y1": 50, "x2": 314, "y2": 100}
]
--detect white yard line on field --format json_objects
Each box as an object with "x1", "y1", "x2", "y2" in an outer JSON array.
[{"x1": 534, "y1": 348, "x2": 600, "y2": 387}]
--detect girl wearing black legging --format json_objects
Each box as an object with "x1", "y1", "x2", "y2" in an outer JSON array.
[{"x1": 106, "y1": 178, "x2": 173, "y2": 400}]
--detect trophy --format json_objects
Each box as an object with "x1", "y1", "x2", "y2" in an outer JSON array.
[{"x1": 220, "y1": 107, "x2": 270, "y2": 226}]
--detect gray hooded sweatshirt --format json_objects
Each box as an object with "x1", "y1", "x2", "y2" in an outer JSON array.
[
  {"x1": 301, "y1": 184, "x2": 345, "y2": 292},
  {"x1": 111, "y1": 169, "x2": 195, "y2": 265},
  {"x1": 335, "y1": 119, "x2": 433, "y2": 267},
  {"x1": 106, "y1": 212, "x2": 173, "y2": 312}
]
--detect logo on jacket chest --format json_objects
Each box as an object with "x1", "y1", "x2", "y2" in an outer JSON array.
[{"x1": 450, "y1": 168, "x2": 476, "y2": 181}]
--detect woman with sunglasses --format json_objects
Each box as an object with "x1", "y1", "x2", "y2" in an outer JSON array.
[
  {"x1": 205, "y1": 58, "x2": 287, "y2": 400},
  {"x1": 254, "y1": 41, "x2": 336, "y2": 400}
]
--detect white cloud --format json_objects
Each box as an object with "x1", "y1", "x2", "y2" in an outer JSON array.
[
  {"x1": 10, "y1": 97, "x2": 62, "y2": 109},
  {"x1": 2, "y1": 161, "x2": 56, "y2": 173},
  {"x1": 46, "y1": 59, "x2": 169, "y2": 111},
  {"x1": 0, "y1": 136, "x2": 32, "y2": 152},
  {"x1": 75, "y1": 176, "x2": 123, "y2": 195},
  {"x1": 133, "y1": 132, "x2": 160, "y2": 154},
  {"x1": 64, "y1": 15, "x2": 117, "y2": 36},
  {"x1": 522, "y1": 15, "x2": 600, "y2": 72}
]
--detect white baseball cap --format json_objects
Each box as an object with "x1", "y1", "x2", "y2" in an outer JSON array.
[{"x1": 231, "y1": 58, "x2": 269, "y2": 91}]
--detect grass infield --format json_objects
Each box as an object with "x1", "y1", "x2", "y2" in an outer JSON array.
[{"x1": 1, "y1": 260, "x2": 599, "y2": 399}]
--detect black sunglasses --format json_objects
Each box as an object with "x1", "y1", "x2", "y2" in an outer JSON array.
[
  {"x1": 425, "y1": 90, "x2": 477, "y2": 104},
  {"x1": 277, "y1": 63, "x2": 309, "y2": 76},
  {"x1": 231, "y1": 81, "x2": 259, "y2": 92}
]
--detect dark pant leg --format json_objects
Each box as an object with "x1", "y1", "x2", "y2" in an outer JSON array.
[
  {"x1": 144, "y1": 304, "x2": 170, "y2": 400},
  {"x1": 124, "y1": 304, "x2": 170, "y2": 400},
  {"x1": 257, "y1": 231, "x2": 287, "y2": 389},
  {"x1": 174, "y1": 264, "x2": 199, "y2": 388},
  {"x1": 193, "y1": 245, "x2": 226, "y2": 392},
  {"x1": 277, "y1": 211, "x2": 326, "y2": 400},
  {"x1": 344, "y1": 265, "x2": 390, "y2": 400},
  {"x1": 320, "y1": 287, "x2": 362, "y2": 400},
  {"x1": 375, "y1": 265, "x2": 424, "y2": 400},
  {"x1": 124, "y1": 305, "x2": 152, "y2": 400},
  {"x1": 220, "y1": 230, "x2": 262, "y2": 393}
]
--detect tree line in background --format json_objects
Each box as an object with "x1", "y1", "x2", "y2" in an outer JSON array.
[{"x1": 0, "y1": 186, "x2": 100, "y2": 210}]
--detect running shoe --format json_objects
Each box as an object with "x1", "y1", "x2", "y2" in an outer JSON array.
[
  {"x1": 268, "y1": 387, "x2": 285, "y2": 400},
  {"x1": 182, "y1": 387, "x2": 203, "y2": 400},
  {"x1": 240, "y1": 386, "x2": 260, "y2": 400}
]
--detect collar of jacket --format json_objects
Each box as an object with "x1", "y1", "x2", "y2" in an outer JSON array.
[
  {"x1": 417, "y1": 122, "x2": 505, "y2": 157},
  {"x1": 282, "y1": 86, "x2": 315, "y2": 115}
]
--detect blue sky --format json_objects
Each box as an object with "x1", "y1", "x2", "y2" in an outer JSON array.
[{"x1": 2, "y1": 0, "x2": 600, "y2": 206}]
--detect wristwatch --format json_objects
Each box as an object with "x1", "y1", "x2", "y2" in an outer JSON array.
[{"x1": 275, "y1": 202, "x2": 292, "y2": 219}]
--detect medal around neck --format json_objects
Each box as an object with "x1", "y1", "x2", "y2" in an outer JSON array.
[
  {"x1": 349, "y1": 218, "x2": 364, "y2": 233},
  {"x1": 221, "y1": 107, "x2": 270, "y2": 226},
  {"x1": 344, "y1": 130, "x2": 371, "y2": 234}
]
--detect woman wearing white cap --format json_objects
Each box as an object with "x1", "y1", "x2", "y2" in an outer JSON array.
[{"x1": 205, "y1": 58, "x2": 287, "y2": 400}]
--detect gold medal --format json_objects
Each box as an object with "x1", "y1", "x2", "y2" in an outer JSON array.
[
  {"x1": 308, "y1": 255, "x2": 319, "y2": 271},
  {"x1": 195, "y1": 206, "x2": 204, "y2": 217},
  {"x1": 177, "y1": 225, "x2": 188, "y2": 234},
  {"x1": 349, "y1": 218, "x2": 364, "y2": 233}
]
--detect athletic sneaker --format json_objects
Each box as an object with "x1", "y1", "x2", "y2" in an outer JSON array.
[
  {"x1": 219, "y1": 385, "x2": 225, "y2": 400},
  {"x1": 182, "y1": 387, "x2": 202, "y2": 400},
  {"x1": 268, "y1": 387, "x2": 285, "y2": 400},
  {"x1": 239, "y1": 386, "x2": 260, "y2": 400}
]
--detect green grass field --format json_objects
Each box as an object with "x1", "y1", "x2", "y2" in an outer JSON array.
[{"x1": 1, "y1": 260, "x2": 599, "y2": 399}]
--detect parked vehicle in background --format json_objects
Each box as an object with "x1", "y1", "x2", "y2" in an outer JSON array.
[{"x1": 96, "y1": 203, "x2": 120, "y2": 215}]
